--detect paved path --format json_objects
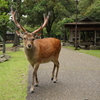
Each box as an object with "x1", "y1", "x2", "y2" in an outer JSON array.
[{"x1": 26, "y1": 47, "x2": 100, "y2": 100}]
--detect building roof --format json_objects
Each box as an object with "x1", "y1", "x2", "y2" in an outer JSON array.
[
  {"x1": 79, "y1": 17, "x2": 95, "y2": 22},
  {"x1": 64, "y1": 17, "x2": 100, "y2": 27}
]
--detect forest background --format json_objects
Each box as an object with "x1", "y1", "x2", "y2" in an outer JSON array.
[{"x1": 0, "y1": 0, "x2": 100, "y2": 46}]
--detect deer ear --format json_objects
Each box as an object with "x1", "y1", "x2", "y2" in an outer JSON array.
[
  {"x1": 16, "y1": 31, "x2": 24, "y2": 38},
  {"x1": 36, "y1": 33, "x2": 41, "y2": 37},
  {"x1": 34, "y1": 33, "x2": 41, "y2": 38}
]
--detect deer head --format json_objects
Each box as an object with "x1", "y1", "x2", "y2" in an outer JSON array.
[{"x1": 11, "y1": 10, "x2": 50, "y2": 49}]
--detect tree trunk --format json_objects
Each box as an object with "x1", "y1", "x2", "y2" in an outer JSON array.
[
  {"x1": 46, "y1": 20, "x2": 51, "y2": 37},
  {"x1": 13, "y1": 32, "x2": 20, "y2": 46},
  {"x1": 0, "y1": 35, "x2": 6, "y2": 54},
  {"x1": 2, "y1": 39, "x2": 6, "y2": 54},
  {"x1": 2, "y1": 25, "x2": 7, "y2": 54},
  {"x1": 41, "y1": 29, "x2": 44, "y2": 38}
]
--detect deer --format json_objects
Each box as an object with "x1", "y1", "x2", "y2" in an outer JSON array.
[{"x1": 11, "y1": 10, "x2": 61, "y2": 93}]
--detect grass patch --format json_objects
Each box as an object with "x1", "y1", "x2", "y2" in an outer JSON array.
[
  {"x1": 6, "y1": 43, "x2": 13, "y2": 48},
  {"x1": 79, "y1": 49, "x2": 100, "y2": 58},
  {"x1": 65, "y1": 46, "x2": 100, "y2": 58},
  {"x1": 0, "y1": 46, "x2": 28, "y2": 100},
  {"x1": 65, "y1": 46, "x2": 75, "y2": 50}
]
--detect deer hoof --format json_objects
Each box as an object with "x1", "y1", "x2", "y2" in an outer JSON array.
[
  {"x1": 35, "y1": 84, "x2": 38, "y2": 87},
  {"x1": 35, "y1": 83, "x2": 38, "y2": 87},
  {"x1": 53, "y1": 81, "x2": 56, "y2": 83},
  {"x1": 30, "y1": 88, "x2": 34, "y2": 93},
  {"x1": 51, "y1": 78, "x2": 53, "y2": 81},
  {"x1": 30, "y1": 90, "x2": 34, "y2": 93}
]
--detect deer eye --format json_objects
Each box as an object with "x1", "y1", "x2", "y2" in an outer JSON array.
[
  {"x1": 23, "y1": 38, "x2": 26, "y2": 40},
  {"x1": 32, "y1": 39, "x2": 35, "y2": 41}
]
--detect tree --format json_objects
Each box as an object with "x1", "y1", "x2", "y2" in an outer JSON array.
[
  {"x1": 84, "y1": 0, "x2": 100, "y2": 21},
  {"x1": 22, "y1": 0, "x2": 75, "y2": 37},
  {"x1": 0, "y1": 0, "x2": 9, "y2": 54},
  {"x1": 78, "y1": 0, "x2": 100, "y2": 21}
]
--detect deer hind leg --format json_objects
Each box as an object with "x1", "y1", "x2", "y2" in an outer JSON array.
[
  {"x1": 54, "y1": 61, "x2": 59, "y2": 83},
  {"x1": 30, "y1": 64, "x2": 39, "y2": 93},
  {"x1": 51, "y1": 64, "x2": 56, "y2": 81},
  {"x1": 51, "y1": 60, "x2": 59, "y2": 83}
]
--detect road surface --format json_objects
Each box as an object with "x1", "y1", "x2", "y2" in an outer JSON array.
[{"x1": 26, "y1": 47, "x2": 100, "y2": 100}]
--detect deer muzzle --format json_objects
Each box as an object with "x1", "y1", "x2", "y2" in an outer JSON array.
[{"x1": 26, "y1": 42, "x2": 32, "y2": 49}]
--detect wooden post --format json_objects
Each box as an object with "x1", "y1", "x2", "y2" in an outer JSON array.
[
  {"x1": 79, "y1": 30, "x2": 80, "y2": 44},
  {"x1": 94, "y1": 30, "x2": 96, "y2": 45}
]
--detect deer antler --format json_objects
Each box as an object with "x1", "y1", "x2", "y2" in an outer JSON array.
[
  {"x1": 32, "y1": 12, "x2": 50, "y2": 35},
  {"x1": 11, "y1": 10, "x2": 27, "y2": 34},
  {"x1": 11, "y1": 4, "x2": 50, "y2": 35}
]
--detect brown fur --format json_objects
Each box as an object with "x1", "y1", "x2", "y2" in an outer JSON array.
[
  {"x1": 23, "y1": 34, "x2": 61, "y2": 93},
  {"x1": 11, "y1": 11, "x2": 61, "y2": 93}
]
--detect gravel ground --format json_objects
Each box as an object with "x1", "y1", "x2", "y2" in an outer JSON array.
[{"x1": 26, "y1": 47, "x2": 100, "y2": 100}]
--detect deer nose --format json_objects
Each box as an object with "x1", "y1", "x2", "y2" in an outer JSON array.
[{"x1": 28, "y1": 44, "x2": 32, "y2": 48}]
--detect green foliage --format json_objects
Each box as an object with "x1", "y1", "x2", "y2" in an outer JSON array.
[
  {"x1": 24, "y1": 25, "x2": 41, "y2": 32},
  {"x1": 85, "y1": 1, "x2": 100, "y2": 21},
  {"x1": 33, "y1": 0, "x2": 46, "y2": 13},
  {"x1": 59, "y1": 18, "x2": 74, "y2": 25},
  {"x1": 22, "y1": 0, "x2": 75, "y2": 37},
  {"x1": 0, "y1": 0, "x2": 8, "y2": 9},
  {"x1": 1, "y1": 0, "x2": 100, "y2": 39},
  {"x1": 0, "y1": 12, "x2": 9, "y2": 26},
  {"x1": 78, "y1": 0, "x2": 100, "y2": 21},
  {"x1": 50, "y1": 17, "x2": 73, "y2": 38},
  {"x1": 0, "y1": 0, "x2": 9, "y2": 26}
]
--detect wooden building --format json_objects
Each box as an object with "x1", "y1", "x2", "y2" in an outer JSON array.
[
  {"x1": 64, "y1": 17, "x2": 100, "y2": 49},
  {"x1": 6, "y1": 31, "x2": 15, "y2": 42}
]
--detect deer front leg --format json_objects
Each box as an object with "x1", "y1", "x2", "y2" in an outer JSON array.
[
  {"x1": 30, "y1": 64, "x2": 39, "y2": 93},
  {"x1": 54, "y1": 64, "x2": 59, "y2": 83}
]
